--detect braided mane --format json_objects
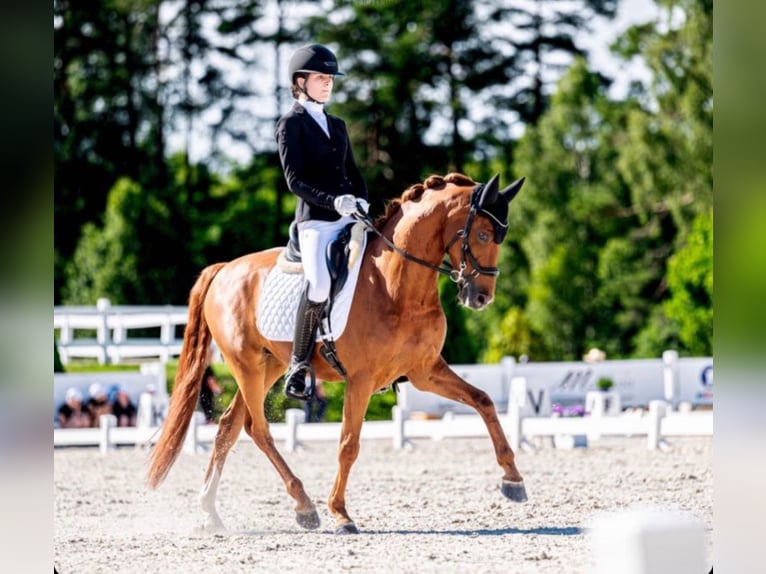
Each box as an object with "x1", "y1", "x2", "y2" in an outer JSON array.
[{"x1": 374, "y1": 173, "x2": 476, "y2": 231}]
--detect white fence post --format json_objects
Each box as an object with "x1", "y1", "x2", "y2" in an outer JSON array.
[
  {"x1": 586, "y1": 391, "x2": 606, "y2": 441},
  {"x1": 662, "y1": 350, "x2": 680, "y2": 411},
  {"x1": 183, "y1": 412, "x2": 206, "y2": 454},
  {"x1": 99, "y1": 414, "x2": 117, "y2": 453},
  {"x1": 136, "y1": 392, "x2": 155, "y2": 429},
  {"x1": 507, "y1": 377, "x2": 526, "y2": 451},
  {"x1": 507, "y1": 400, "x2": 522, "y2": 452},
  {"x1": 55, "y1": 303, "x2": 188, "y2": 365},
  {"x1": 96, "y1": 298, "x2": 112, "y2": 365},
  {"x1": 501, "y1": 355, "x2": 516, "y2": 400},
  {"x1": 392, "y1": 405, "x2": 405, "y2": 450},
  {"x1": 285, "y1": 408, "x2": 305, "y2": 452},
  {"x1": 647, "y1": 400, "x2": 668, "y2": 451}
]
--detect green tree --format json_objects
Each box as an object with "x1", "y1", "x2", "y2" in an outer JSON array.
[
  {"x1": 481, "y1": 306, "x2": 546, "y2": 363},
  {"x1": 613, "y1": 0, "x2": 713, "y2": 352},
  {"x1": 483, "y1": 0, "x2": 618, "y2": 127},
  {"x1": 55, "y1": 0, "x2": 290, "y2": 304},
  {"x1": 484, "y1": 0, "x2": 713, "y2": 361},
  {"x1": 62, "y1": 178, "x2": 142, "y2": 305},
  {"x1": 55, "y1": 0, "x2": 166, "y2": 302},
  {"x1": 612, "y1": 0, "x2": 712, "y2": 228},
  {"x1": 509, "y1": 59, "x2": 627, "y2": 359},
  {"x1": 663, "y1": 210, "x2": 713, "y2": 355},
  {"x1": 439, "y1": 276, "x2": 480, "y2": 364},
  {"x1": 308, "y1": 0, "x2": 620, "y2": 204},
  {"x1": 62, "y1": 153, "x2": 287, "y2": 306}
]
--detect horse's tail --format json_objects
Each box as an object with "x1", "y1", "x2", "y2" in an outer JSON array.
[{"x1": 146, "y1": 262, "x2": 227, "y2": 490}]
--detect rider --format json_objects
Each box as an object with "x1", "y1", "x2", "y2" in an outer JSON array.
[{"x1": 276, "y1": 43, "x2": 369, "y2": 401}]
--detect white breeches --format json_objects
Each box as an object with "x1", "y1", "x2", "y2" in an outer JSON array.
[{"x1": 297, "y1": 216, "x2": 355, "y2": 303}]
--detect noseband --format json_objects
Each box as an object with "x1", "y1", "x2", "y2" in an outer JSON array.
[{"x1": 353, "y1": 187, "x2": 501, "y2": 287}]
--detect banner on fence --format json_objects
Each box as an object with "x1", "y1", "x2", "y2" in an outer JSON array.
[{"x1": 396, "y1": 354, "x2": 713, "y2": 416}]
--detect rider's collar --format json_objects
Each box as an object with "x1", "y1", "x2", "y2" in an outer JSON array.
[{"x1": 299, "y1": 98, "x2": 325, "y2": 114}]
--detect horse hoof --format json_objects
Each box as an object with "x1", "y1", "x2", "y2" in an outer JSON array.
[
  {"x1": 296, "y1": 510, "x2": 321, "y2": 530},
  {"x1": 501, "y1": 480, "x2": 528, "y2": 502},
  {"x1": 334, "y1": 522, "x2": 360, "y2": 535}
]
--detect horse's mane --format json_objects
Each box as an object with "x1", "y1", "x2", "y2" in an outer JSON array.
[{"x1": 374, "y1": 172, "x2": 477, "y2": 231}]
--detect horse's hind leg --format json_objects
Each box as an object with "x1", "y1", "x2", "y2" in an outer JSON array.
[
  {"x1": 228, "y1": 352, "x2": 321, "y2": 530},
  {"x1": 199, "y1": 389, "x2": 247, "y2": 532}
]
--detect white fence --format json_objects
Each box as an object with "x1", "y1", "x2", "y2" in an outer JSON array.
[
  {"x1": 54, "y1": 298, "x2": 188, "y2": 365},
  {"x1": 53, "y1": 301, "x2": 712, "y2": 453},
  {"x1": 396, "y1": 351, "x2": 713, "y2": 416},
  {"x1": 53, "y1": 301, "x2": 714, "y2": 413},
  {"x1": 53, "y1": 398, "x2": 712, "y2": 454},
  {"x1": 54, "y1": 363, "x2": 713, "y2": 454}
]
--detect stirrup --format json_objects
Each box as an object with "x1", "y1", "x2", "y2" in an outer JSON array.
[{"x1": 284, "y1": 362, "x2": 316, "y2": 401}]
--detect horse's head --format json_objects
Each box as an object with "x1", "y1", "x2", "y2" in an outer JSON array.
[{"x1": 443, "y1": 173, "x2": 525, "y2": 310}]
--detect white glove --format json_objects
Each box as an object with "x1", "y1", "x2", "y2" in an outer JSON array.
[
  {"x1": 334, "y1": 194, "x2": 359, "y2": 217},
  {"x1": 356, "y1": 198, "x2": 370, "y2": 214}
]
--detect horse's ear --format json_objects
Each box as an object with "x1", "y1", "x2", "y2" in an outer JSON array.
[
  {"x1": 501, "y1": 176, "x2": 525, "y2": 204},
  {"x1": 478, "y1": 173, "x2": 500, "y2": 207}
]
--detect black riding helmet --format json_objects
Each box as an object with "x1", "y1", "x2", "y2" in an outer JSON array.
[{"x1": 289, "y1": 44, "x2": 345, "y2": 83}]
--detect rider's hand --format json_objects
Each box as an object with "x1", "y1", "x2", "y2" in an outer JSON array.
[
  {"x1": 334, "y1": 194, "x2": 359, "y2": 217},
  {"x1": 356, "y1": 198, "x2": 370, "y2": 214}
]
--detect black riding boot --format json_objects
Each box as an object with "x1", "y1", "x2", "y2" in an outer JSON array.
[{"x1": 284, "y1": 289, "x2": 324, "y2": 401}]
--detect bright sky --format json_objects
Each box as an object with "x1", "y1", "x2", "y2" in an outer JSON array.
[
  {"x1": 168, "y1": 0, "x2": 661, "y2": 166},
  {"x1": 581, "y1": 0, "x2": 661, "y2": 96}
]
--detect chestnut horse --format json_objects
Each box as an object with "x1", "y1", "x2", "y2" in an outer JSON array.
[{"x1": 146, "y1": 172, "x2": 527, "y2": 534}]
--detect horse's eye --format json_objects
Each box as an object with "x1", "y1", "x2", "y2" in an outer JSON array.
[{"x1": 477, "y1": 231, "x2": 490, "y2": 243}]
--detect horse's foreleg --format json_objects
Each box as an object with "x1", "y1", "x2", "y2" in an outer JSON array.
[
  {"x1": 327, "y1": 383, "x2": 370, "y2": 534},
  {"x1": 199, "y1": 389, "x2": 247, "y2": 532},
  {"x1": 408, "y1": 359, "x2": 528, "y2": 502}
]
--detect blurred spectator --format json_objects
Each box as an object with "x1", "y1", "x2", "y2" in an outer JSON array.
[
  {"x1": 85, "y1": 383, "x2": 112, "y2": 427},
  {"x1": 583, "y1": 348, "x2": 607, "y2": 363},
  {"x1": 57, "y1": 387, "x2": 90, "y2": 428},
  {"x1": 199, "y1": 364, "x2": 223, "y2": 423},
  {"x1": 111, "y1": 385, "x2": 137, "y2": 427},
  {"x1": 303, "y1": 379, "x2": 328, "y2": 423}
]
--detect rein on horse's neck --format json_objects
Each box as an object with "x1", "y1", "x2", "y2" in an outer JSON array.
[{"x1": 358, "y1": 194, "x2": 464, "y2": 283}]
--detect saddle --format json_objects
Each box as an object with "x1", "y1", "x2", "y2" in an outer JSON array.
[
  {"x1": 277, "y1": 221, "x2": 363, "y2": 377},
  {"x1": 281, "y1": 221, "x2": 355, "y2": 301}
]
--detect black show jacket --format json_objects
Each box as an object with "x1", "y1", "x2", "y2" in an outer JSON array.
[{"x1": 276, "y1": 101, "x2": 368, "y2": 223}]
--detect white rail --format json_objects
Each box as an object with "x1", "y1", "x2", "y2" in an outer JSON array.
[
  {"x1": 54, "y1": 298, "x2": 188, "y2": 364},
  {"x1": 54, "y1": 401, "x2": 712, "y2": 454}
]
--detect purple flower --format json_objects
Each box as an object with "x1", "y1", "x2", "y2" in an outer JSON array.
[{"x1": 552, "y1": 403, "x2": 585, "y2": 417}]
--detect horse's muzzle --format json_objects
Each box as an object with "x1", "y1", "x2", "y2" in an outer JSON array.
[{"x1": 459, "y1": 284, "x2": 493, "y2": 310}]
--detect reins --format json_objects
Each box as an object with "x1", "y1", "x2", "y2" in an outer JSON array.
[{"x1": 352, "y1": 194, "x2": 500, "y2": 286}]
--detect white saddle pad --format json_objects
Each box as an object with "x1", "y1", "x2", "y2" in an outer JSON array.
[{"x1": 256, "y1": 229, "x2": 368, "y2": 342}]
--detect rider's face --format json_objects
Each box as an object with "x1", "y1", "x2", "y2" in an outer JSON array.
[{"x1": 300, "y1": 73, "x2": 334, "y2": 103}]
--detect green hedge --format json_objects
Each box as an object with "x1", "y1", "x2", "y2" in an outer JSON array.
[
  {"x1": 64, "y1": 359, "x2": 398, "y2": 423},
  {"x1": 198, "y1": 364, "x2": 399, "y2": 423}
]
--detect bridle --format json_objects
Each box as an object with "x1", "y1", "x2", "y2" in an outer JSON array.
[{"x1": 352, "y1": 184, "x2": 502, "y2": 286}]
